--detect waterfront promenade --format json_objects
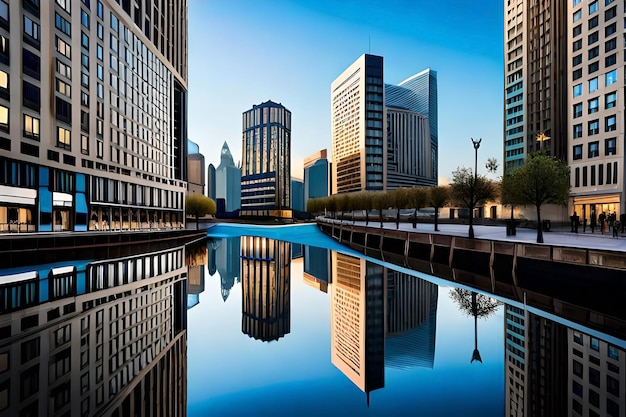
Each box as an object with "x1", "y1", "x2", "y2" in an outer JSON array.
[{"x1": 319, "y1": 217, "x2": 626, "y2": 253}]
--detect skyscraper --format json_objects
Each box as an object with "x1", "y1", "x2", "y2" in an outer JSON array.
[
  {"x1": 503, "y1": 0, "x2": 568, "y2": 174},
  {"x1": 386, "y1": 69, "x2": 438, "y2": 185},
  {"x1": 331, "y1": 54, "x2": 385, "y2": 194},
  {"x1": 0, "y1": 1, "x2": 188, "y2": 233},
  {"x1": 187, "y1": 139, "x2": 205, "y2": 195},
  {"x1": 303, "y1": 149, "x2": 330, "y2": 208},
  {"x1": 215, "y1": 141, "x2": 241, "y2": 212},
  {"x1": 241, "y1": 101, "x2": 291, "y2": 217}
]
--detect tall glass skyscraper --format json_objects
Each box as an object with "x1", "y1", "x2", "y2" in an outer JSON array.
[
  {"x1": 303, "y1": 149, "x2": 329, "y2": 208},
  {"x1": 241, "y1": 101, "x2": 292, "y2": 217},
  {"x1": 386, "y1": 69, "x2": 438, "y2": 185},
  {"x1": 215, "y1": 141, "x2": 241, "y2": 212}
]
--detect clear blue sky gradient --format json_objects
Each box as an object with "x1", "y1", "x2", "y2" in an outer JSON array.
[{"x1": 188, "y1": 0, "x2": 504, "y2": 184}]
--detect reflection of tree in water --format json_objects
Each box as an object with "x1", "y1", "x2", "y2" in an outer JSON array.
[{"x1": 449, "y1": 289, "x2": 500, "y2": 364}]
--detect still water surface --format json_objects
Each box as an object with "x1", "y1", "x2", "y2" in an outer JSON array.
[{"x1": 0, "y1": 224, "x2": 623, "y2": 416}]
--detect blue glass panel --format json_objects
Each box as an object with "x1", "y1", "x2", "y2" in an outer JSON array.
[{"x1": 76, "y1": 173, "x2": 86, "y2": 192}]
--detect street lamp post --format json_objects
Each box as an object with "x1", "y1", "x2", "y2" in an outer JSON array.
[
  {"x1": 536, "y1": 132, "x2": 549, "y2": 152},
  {"x1": 470, "y1": 138, "x2": 482, "y2": 239}
]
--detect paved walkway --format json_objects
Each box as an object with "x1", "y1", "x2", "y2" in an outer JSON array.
[{"x1": 321, "y1": 218, "x2": 626, "y2": 253}]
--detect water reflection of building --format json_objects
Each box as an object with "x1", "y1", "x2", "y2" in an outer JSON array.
[
  {"x1": 568, "y1": 329, "x2": 625, "y2": 417},
  {"x1": 241, "y1": 237, "x2": 291, "y2": 342},
  {"x1": 385, "y1": 270, "x2": 437, "y2": 369},
  {"x1": 187, "y1": 242, "x2": 208, "y2": 309},
  {"x1": 330, "y1": 252, "x2": 385, "y2": 395},
  {"x1": 0, "y1": 247, "x2": 188, "y2": 416},
  {"x1": 217, "y1": 237, "x2": 241, "y2": 302},
  {"x1": 303, "y1": 246, "x2": 331, "y2": 293},
  {"x1": 505, "y1": 304, "x2": 577, "y2": 417}
]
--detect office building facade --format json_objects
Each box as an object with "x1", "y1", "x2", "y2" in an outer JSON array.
[
  {"x1": 187, "y1": 139, "x2": 205, "y2": 195},
  {"x1": 241, "y1": 101, "x2": 291, "y2": 217},
  {"x1": 303, "y1": 149, "x2": 330, "y2": 208},
  {"x1": 568, "y1": 0, "x2": 624, "y2": 222},
  {"x1": 0, "y1": 1, "x2": 188, "y2": 233},
  {"x1": 331, "y1": 54, "x2": 385, "y2": 194},
  {"x1": 291, "y1": 178, "x2": 303, "y2": 211},
  {"x1": 215, "y1": 141, "x2": 241, "y2": 212},
  {"x1": 503, "y1": 0, "x2": 568, "y2": 174},
  {"x1": 386, "y1": 69, "x2": 438, "y2": 185},
  {"x1": 207, "y1": 163, "x2": 216, "y2": 201}
]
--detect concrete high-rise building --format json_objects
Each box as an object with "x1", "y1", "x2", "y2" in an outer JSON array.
[
  {"x1": 503, "y1": 0, "x2": 568, "y2": 174},
  {"x1": 241, "y1": 101, "x2": 291, "y2": 217},
  {"x1": 568, "y1": 0, "x2": 624, "y2": 223},
  {"x1": 215, "y1": 141, "x2": 241, "y2": 212},
  {"x1": 303, "y1": 149, "x2": 330, "y2": 208},
  {"x1": 386, "y1": 69, "x2": 438, "y2": 186},
  {"x1": 187, "y1": 139, "x2": 205, "y2": 195},
  {"x1": 0, "y1": 1, "x2": 189, "y2": 233},
  {"x1": 331, "y1": 54, "x2": 385, "y2": 194}
]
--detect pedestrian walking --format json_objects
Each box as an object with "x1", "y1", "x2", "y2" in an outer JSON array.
[
  {"x1": 590, "y1": 215, "x2": 596, "y2": 233},
  {"x1": 614, "y1": 220, "x2": 621, "y2": 238}
]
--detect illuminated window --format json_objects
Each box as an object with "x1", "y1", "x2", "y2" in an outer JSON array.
[
  {"x1": 57, "y1": 126, "x2": 71, "y2": 150},
  {"x1": 24, "y1": 114, "x2": 40, "y2": 140}
]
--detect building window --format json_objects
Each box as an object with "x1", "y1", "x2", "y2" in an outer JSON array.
[
  {"x1": 22, "y1": 49, "x2": 40, "y2": 80},
  {"x1": 573, "y1": 10, "x2": 582, "y2": 22},
  {"x1": 573, "y1": 39, "x2": 582, "y2": 51},
  {"x1": 605, "y1": 22, "x2": 616, "y2": 37},
  {"x1": 605, "y1": 5, "x2": 616, "y2": 20},
  {"x1": 22, "y1": 81, "x2": 40, "y2": 110},
  {"x1": 81, "y1": 9, "x2": 89, "y2": 28},
  {"x1": 588, "y1": 98, "x2": 598, "y2": 114},
  {"x1": 573, "y1": 54, "x2": 582, "y2": 66},
  {"x1": 589, "y1": 141, "x2": 599, "y2": 158},
  {"x1": 608, "y1": 345, "x2": 619, "y2": 360},
  {"x1": 81, "y1": 91, "x2": 89, "y2": 106},
  {"x1": 605, "y1": 92, "x2": 616, "y2": 109},
  {"x1": 55, "y1": 13, "x2": 71, "y2": 36},
  {"x1": 81, "y1": 32, "x2": 89, "y2": 49},
  {"x1": 591, "y1": 165, "x2": 596, "y2": 185},
  {"x1": 24, "y1": 114, "x2": 40, "y2": 140},
  {"x1": 0, "y1": 104, "x2": 7, "y2": 132},
  {"x1": 588, "y1": 46, "x2": 599, "y2": 59},
  {"x1": 589, "y1": 77, "x2": 598, "y2": 93},
  {"x1": 573, "y1": 123, "x2": 583, "y2": 138},
  {"x1": 24, "y1": 15, "x2": 40, "y2": 43},
  {"x1": 97, "y1": 44, "x2": 103, "y2": 61},
  {"x1": 55, "y1": 97, "x2": 71, "y2": 124},
  {"x1": 96, "y1": 139, "x2": 103, "y2": 159},
  {"x1": 605, "y1": 53, "x2": 616, "y2": 67},
  {"x1": 583, "y1": 166, "x2": 587, "y2": 186},
  {"x1": 613, "y1": 162, "x2": 618, "y2": 184},
  {"x1": 81, "y1": 53, "x2": 88, "y2": 70},
  {"x1": 56, "y1": 78, "x2": 71, "y2": 98},
  {"x1": 0, "y1": 69, "x2": 8, "y2": 97},
  {"x1": 605, "y1": 38, "x2": 617, "y2": 53},
  {"x1": 57, "y1": 126, "x2": 71, "y2": 150},
  {"x1": 573, "y1": 24, "x2": 581, "y2": 37},
  {"x1": 599, "y1": 164, "x2": 604, "y2": 185},
  {"x1": 573, "y1": 145, "x2": 583, "y2": 160},
  {"x1": 56, "y1": 36, "x2": 71, "y2": 58},
  {"x1": 573, "y1": 83, "x2": 582, "y2": 97},
  {"x1": 605, "y1": 69, "x2": 617, "y2": 86},
  {"x1": 80, "y1": 110, "x2": 89, "y2": 132},
  {"x1": 605, "y1": 138, "x2": 616, "y2": 155},
  {"x1": 605, "y1": 115, "x2": 616, "y2": 132},
  {"x1": 588, "y1": 119, "x2": 599, "y2": 135},
  {"x1": 607, "y1": 162, "x2": 612, "y2": 184},
  {"x1": 588, "y1": 16, "x2": 598, "y2": 29},
  {"x1": 588, "y1": 61, "x2": 598, "y2": 74},
  {"x1": 0, "y1": 1, "x2": 7, "y2": 29},
  {"x1": 81, "y1": 134, "x2": 89, "y2": 155},
  {"x1": 573, "y1": 68, "x2": 582, "y2": 80},
  {"x1": 575, "y1": 167, "x2": 580, "y2": 187},
  {"x1": 56, "y1": 59, "x2": 71, "y2": 79},
  {"x1": 573, "y1": 103, "x2": 582, "y2": 118},
  {"x1": 588, "y1": 31, "x2": 598, "y2": 45},
  {"x1": 56, "y1": 0, "x2": 71, "y2": 14}
]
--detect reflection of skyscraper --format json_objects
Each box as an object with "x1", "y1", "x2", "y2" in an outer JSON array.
[
  {"x1": 505, "y1": 304, "x2": 568, "y2": 417},
  {"x1": 0, "y1": 247, "x2": 188, "y2": 415},
  {"x1": 303, "y1": 246, "x2": 331, "y2": 293},
  {"x1": 241, "y1": 236, "x2": 291, "y2": 342},
  {"x1": 217, "y1": 237, "x2": 241, "y2": 301},
  {"x1": 187, "y1": 242, "x2": 208, "y2": 309},
  {"x1": 330, "y1": 252, "x2": 385, "y2": 394},
  {"x1": 385, "y1": 271, "x2": 437, "y2": 369}
]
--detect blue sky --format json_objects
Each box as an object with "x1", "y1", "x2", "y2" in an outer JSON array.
[{"x1": 187, "y1": 0, "x2": 504, "y2": 184}]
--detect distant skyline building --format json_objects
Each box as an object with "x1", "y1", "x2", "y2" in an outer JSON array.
[
  {"x1": 331, "y1": 54, "x2": 385, "y2": 194},
  {"x1": 215, "y1": 142, "x2": 241, "y2": 212},
  {"x1": 503, "y1": 0, "x2": 568, "y2": 174},
  {"x1": 303, "y1": 149, "x2": 330, "y2": 208},
  {"x1": 386, "y1": 68, "x2": 438, "y2": 185},
  {"x1": 241, "y1": 101, "x2": 292, "y2": 217},
  {"x1": 187, "y1": 139, "x2": 206, "y2": 195},
  {"x1": 217, "y1": 236, "x2": 241, "y2": 301},
  {"x1": 207, "y1": 164, "x2": 216, "y2": 201},
  {"x1": 291, "y1": 178, "x2": 304, "y2": 211}
]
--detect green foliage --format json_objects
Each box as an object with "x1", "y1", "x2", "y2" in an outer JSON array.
[
  {"x1": 185, "y1": 194, "x2": 216, "y2": 218},
  {"x1": 408, "y1": 187, "x2": 428, "y2": 211},
  {"x1": 450, "y1": 167, "x2": 497, "y2": 210},
  {"x1": 429, "y1": 186, "x2": 449, "y2": 232}
]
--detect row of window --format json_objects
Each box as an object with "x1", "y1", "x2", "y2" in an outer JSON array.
[
  {"x1": 573, "y1": 91, "x2": 616, "y2": 118},
  {"x1": 573, "y1": 115, "x2": 616, "y2": 139},
  {"x1": 573, "y1": 69, "x2": 617, "y2": 98},
  {"x1": 573, "y1": 162, "x2": 618, "y2": 187},
  {"x1": 573, "y1": 137, "x2": 616, "y2": 160}
]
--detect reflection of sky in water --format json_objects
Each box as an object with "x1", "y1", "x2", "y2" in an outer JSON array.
[{"x1": 187, "y1": 238, "x2": 505, "y2": 416}]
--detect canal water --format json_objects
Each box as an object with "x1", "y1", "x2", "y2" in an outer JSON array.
[{"x1": 0, "y1": 223, "x2": 624, "y2": 416}]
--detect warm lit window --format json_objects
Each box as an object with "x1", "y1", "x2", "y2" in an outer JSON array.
[
  {"x1": 56, "y1": 78, "x2": 71, "y2": 98},
  {"x1": 0, "y1": 104, "x2": 8, "y2": 132},
  {"x1": 24, "y1": 114, "x2": 40, "y2": 140},
  {"x1": 56, "y1": 59, "x2": 71, "y2": 79},
  {"x1": 57, "y1": 126, "x2": 71, "y2": 150},
  {"x1": 56, "y1": 36, "x2": 71, "y2": 58}
]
